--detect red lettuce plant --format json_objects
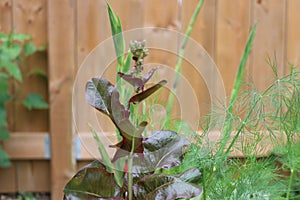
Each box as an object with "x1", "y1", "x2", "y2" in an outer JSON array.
[{"x1": 63, "y1": 40, "x2": 202, "y2": 200}]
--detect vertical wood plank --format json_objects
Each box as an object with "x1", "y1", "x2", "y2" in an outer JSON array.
[
  {"x1": 0, "y1": 162, "x2": 17, "y2": 192},
  {"x1": 0, "y1": 0, "x2": 13, "y2": 33},
  {"x1": 48, "y1": 0, "x2": 76, "y2": 199},
  {"x1": 13, "y1": 0, "x2": 48, "y2": 132},
  {"x1": 110, "y1": 0, "x2": 144, "y2": 30},
  {"x1": 182, "y1": 0, "x2": 216, "y2": 56},
  {"x1": 0, "y1": 0, "x2": 15, "y2": 131},
  {"x1": 75, "y1": 0, "x2": 109, "y2": 134},
  {"x1": 286, "y1": 0, "x2": 300, "y2": 69},
  {"x1": 251, "y1": 0, "x2": 286, "y2": 91},
  {"x1": 76, "y1": 0, "x2": 108, "y2": 69},
  {"x1": 181, "y1": 0, "x2": 217, "y2": 118},
  {"x1": 144, "y1": 0, "x2": 178, "y2": 29},
  {"x1": 0, "y1": 1, "x2": 16, "y2": 194},
  {"x1": 12, "y1": 0, "x2": 49, "y2": 195},
  {"x1": 216, "y1": 0, "x2": 251, "y2": 96},
  {"x1": 16, "y1": 161, "x2": 50, "y2": 192}
]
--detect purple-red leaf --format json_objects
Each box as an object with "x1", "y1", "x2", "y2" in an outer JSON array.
[
  {"x1": 129, "y1": 80, "x2": 167, "y2": 105},
  {"x1": 64, "y1": 160, "x2": 124, "y2": 199},
  {"x1": 131, "y1": 130, "x2": 190, "y2": 175},
  {"x1": 133, "y1": 168, "x2": 202, "y2": 200},
  {"x1": 85, "y1": 78, "x2": 115, "y2": 116},
  {"x1": 110, "y1": 88, "x2": 147, "y2": 159},
  {"x1": 118, "y1": 67, "x2": 158, "y2": 92}
]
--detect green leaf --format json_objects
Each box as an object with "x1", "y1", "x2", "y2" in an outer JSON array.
[
  {"x1": 0, "y1": 107, "x2": 8, "y2": 127},
  {"x1": 4, "y1": 61, "x2": 22, "y2": 81},
  {"x1": 11, "y1": 33, "x2": 31, "y2": 42},
  {"x1": 22, "y1": 93, "x2": 49, "y2": 110},
  {"x1": 0, "y1": 129, "x2": 9, "y2": 141},
  {"x1": 64, "y1": 160, "x2": 124, "y2": 199},
  {"x1": 3, "y1": 43, "x2": 22, "y2": 60},
  {"x1": 0, "y1": 74, "x2": 11, "y2": 105},
  {"x1": 123, "y1": 51, "x2": 132, "y2": 74},
  {"x1": 88, "y1": 123, "x2": 123, "y2": 187},
  {"x1": 0, "y1": 148, "x2": 11, "y2": 167},
  {"x1": 24, "y1": 41, "x2": 36, "y2": 56},
  {"x1": 27, "y1": 68, "x2": 47, "y2": 78},
  {"x1": 107, "y1": 2, "x2": 125, "y2": 67},
  {"x1": 133, "y1": 169, "x2": 202, "y2": 200},
  {"x1": 0, "y1": 32, "x2": 8, "y2": 41}
]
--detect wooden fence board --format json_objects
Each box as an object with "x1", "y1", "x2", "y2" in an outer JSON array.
[
  {"x1": 12, "y1": 0, "x2": 48, "y2": 132},
  {"x1": 251, "y1": 0, "x2": 287, "y2": 91},
  {"x1": 16, "y1": 161, "x2": 50, "y2": 192},
  {"x1": 0, "y1": 163, "x2": 17, "y2": 193},
  {"x1": 110, "y1": 0, "x2": 144, "y2": 30},
  {"x1": 3, "y1": 132, "x2": 48, "y2": 159},
  {"x1": 0, "y1": 0, "x2": 300, "y2": 196},
  {"x1": 0, "y1": 0, "x2": 16, "y2": 136},
  {"x1": 75, "y1": 0, "x2": 109, "y2": 133},
  {"x1": 0, "y1": 0, "x2": 12, "y2": 33},
  {"x1": 286, "y1": 0, "x2": 300, "y2": 69},
  {"x1": 181, "y1": 0, "x2": 216, "y2": 118},
  {"x1": 216, "y1": 0, "x2": 251, "y2": 97},
  {"x1": 48, "y1": 0, "x2": 76, "y2": 199}
]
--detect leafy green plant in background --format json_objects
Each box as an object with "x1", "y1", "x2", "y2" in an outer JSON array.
[{"x1": 0, "y1": 32, "x2": 48, "y2": 167}]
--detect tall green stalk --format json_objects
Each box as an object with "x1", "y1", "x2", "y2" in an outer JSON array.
[
  {"x1": 127, "y1": 137, "x2": 135, "y2": 200},
  {"x1": 166, "y1": 0, "x2": 205, "y2": 119},
  {"x1": 216, "y1": 23, "x2": 257, "y2": 157}
]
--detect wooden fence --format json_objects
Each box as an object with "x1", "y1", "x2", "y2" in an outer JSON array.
[{"x1": 0, "y1": 0, "x2": 299, "y2": 199}]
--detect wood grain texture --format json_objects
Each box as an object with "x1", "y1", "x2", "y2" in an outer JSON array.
[
  {"x1": 0, "y1": 0, "x2": 15, "y2": 131},
  {"x1": 216, "y1": 0, "x2": 251, "y2": 96},
  {"x1": 181, "y1": 0, "x2": 217, "y2": 118},
  {"x1": 0, "y1": 162, "x2": 17, "y2": 192},
  {"x1": 48, "y1": 0, "x2": 76, "y2": 199},
  {"x1": 2, "y1": 132, "x2": 48, "y2": 159},
  {"x1": 13, "y1": 0, "x2": 48, "y2": 132},
  {"x1": 16, "y1": 161, "x2": 50, "y2": 192},
  {"x1": 0, "y1": 0, "x2": 12, "y2": 32},
  {"x1": 251, "y1": 0, "x2": 287, "y2": 91},
  {"x1": 286, "y1": 0, "x2": 300, "y2": 69}
]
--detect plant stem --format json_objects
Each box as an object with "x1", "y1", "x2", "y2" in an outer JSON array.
[
  {"x1": 166, "y1": 0, "x2": 205, "y2": 119},
  {"x1": 88, "y1": 123, "x2": 123, "y2": 186},
  {"x1": 286, "y1": 167, "x2": 294, "y2": 199},
  {"x1": 216, "y1": 23, "x2": 257, "y2": 157},
  {"x1": 127, "y1": 137, "x2": 135, "y2": 200}
]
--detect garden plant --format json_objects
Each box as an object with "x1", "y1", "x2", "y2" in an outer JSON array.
[
  {"x1": 64, "y1": 1, "x2": 300, "y2": 199},
  {"x1": 0, "y1": 32, "x2": 48, "y2": 167}
]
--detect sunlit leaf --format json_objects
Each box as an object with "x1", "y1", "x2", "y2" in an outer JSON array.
[
  {"x1": 3, "y1": 43, "x2": 22, "y2": 60},
  {"x1": 27, "y1": 68, "x2": 47, "y2": 78},
  {"x1": 4, "y1": 61, "x2": 22, "y2": 82},
  {"x1": 0, "y1": 129, "x2": 9, "y2": 141},
  {"x1": 0, "y1": 148, "x2": 10, "y2": 167},
  {"x1": 24, "y1": 41, "x2": 36, "y2": 56},
  {"x1": 23, "y1": 93, "x2": 48, "y2": 110},
  {"x1": 107, "y1": 2, "x2": 125, "y2": 67},
  {"x1": 11, "y1": 33, "x2": 31, "y2": 41}
]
